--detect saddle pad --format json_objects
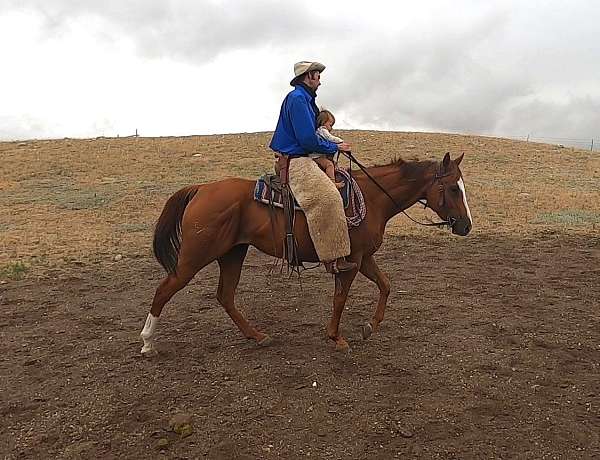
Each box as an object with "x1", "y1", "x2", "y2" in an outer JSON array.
[
  {"x1": 253, "y1": 175, "x2": 300, "y2": 210},
  {"x1": 254, "y1": 171, "x2": 351, "y2": 210}
]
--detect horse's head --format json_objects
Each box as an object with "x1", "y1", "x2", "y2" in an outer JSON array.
[{"x1": 424, "y1": 152, "x2": 472, "y2": 236}]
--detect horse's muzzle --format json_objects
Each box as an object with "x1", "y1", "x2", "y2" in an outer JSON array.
[{"x1": 452, "y1": 217, "x2": 472, "y2": 236}]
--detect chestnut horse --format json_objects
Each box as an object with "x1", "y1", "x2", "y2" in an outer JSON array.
[{"x1": 140, "y1": 152, "x2": 472, "y2": 354}]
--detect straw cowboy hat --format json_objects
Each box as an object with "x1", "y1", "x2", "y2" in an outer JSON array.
[{"x1": 290, "y1": 61, "x2": 326, "y2": 85}]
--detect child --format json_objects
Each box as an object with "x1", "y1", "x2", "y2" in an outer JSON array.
[{"x1": 312, "y1": 109, "x2": 344, "y2": 189}]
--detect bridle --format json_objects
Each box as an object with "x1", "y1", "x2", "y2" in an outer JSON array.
[
  {"x1": 339, "y1": 150, "x2": 455, "y2": 229},
  {"x1": 417, "y1": 165, "x2": 457, "y2": 229}
]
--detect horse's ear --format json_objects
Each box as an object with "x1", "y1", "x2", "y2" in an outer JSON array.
[
  {"x1": 442, "y1": 152, "x2": 451, "y2": 171},
  {"x1": 455, "y1": 152, "x2": 464, "y2": 166}
]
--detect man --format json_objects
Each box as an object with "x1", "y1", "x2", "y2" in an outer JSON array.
[{"x1": 270, "y1": 61, "x2": 356, "y2": 274}]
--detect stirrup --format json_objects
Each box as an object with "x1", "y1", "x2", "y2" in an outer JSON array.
[{"x1": 324, "y1": 261, "x2": 338, "y2": 274}]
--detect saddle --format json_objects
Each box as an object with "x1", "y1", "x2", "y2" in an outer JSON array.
[
  {"x1": 253, "y1": 155, "x2": 366, "y2": 269},
  {"x1": 254, "y1": 159, "x2": 364, "y2": 220},
  {"x1": 255, "y1": 171, "x2": 354, "y2": 210}
]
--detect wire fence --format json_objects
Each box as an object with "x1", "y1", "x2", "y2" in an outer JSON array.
[
  {"x1": 337, "y1": 118, "x2": 599, "y2": 153},
  {"x1": 2, "y1": 127, "x2": 598, "y2": 152},
  {"x1": 488, "y1": 134, "x2": 597, "y2": 152}
]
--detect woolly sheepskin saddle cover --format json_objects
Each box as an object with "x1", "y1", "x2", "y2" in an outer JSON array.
[{"x1": 286, "y1": 157, "x2": 350, "y2": 262}]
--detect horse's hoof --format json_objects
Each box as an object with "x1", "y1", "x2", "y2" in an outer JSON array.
[
  {"x1": 141, "y1": 345, "x2": 158, "y2": 357},
  {"x1": 361, "y1": 322, "x2": 373, "y2": 340},
  {"x1": 335, "y1": 339, "x2": 350, "y2": 353},
  {"x1": 257, "y1": 335, "x2": 273, "y2": 347}
]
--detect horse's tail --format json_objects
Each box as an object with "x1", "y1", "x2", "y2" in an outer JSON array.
[{"x1": 153, "y1": 185, "x2": 199, "y2": 274}]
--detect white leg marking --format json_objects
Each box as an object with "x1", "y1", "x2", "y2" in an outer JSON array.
[
  {"x1": 457, "y1": 178, "x2": 472, "y2": 224},
  {"x1": 140, "y1": 313, "x2": 159, "y2": 355}
]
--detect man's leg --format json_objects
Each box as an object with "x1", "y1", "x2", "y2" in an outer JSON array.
[{"x1": 287, "y1": 157, "x2": 356, "y2": 273}]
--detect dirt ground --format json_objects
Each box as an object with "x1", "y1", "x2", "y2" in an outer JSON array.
[{"x1": 1, "y1": 132, "x2": 599, "y2": 459}]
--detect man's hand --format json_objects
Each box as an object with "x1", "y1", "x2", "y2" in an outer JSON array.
[{"x1": 338, "y1": 142, "x2": 351, "y2": 152}]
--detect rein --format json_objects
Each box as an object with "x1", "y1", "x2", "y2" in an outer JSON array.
[{"x1": 339, "y1": 150, "x2": 453, "y2": 229}]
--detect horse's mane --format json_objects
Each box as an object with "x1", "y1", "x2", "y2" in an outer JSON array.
[
  {"x1": 350, "y1": 156, "x2": 437, "y2": 179},
  {"x1": 387, "y1": 155, "x2": 437, "y2": 167}
]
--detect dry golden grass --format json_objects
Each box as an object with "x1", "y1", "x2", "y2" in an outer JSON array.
[{"x1": 1, "y1": 131, "x2": 599, "y2": 276}]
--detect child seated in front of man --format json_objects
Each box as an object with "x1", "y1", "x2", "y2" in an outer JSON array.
[{"x1": 311, "y1": 109, "x2": 344, "y2": 189}]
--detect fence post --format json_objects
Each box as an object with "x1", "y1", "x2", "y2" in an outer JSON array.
[{"x1": 591, "y1": 139, "x2": 594, "y2": 151}]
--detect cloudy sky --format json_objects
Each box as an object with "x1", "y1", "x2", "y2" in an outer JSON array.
[{"x1": 1, "y1": 0, "x2": 599, "y2": 144}]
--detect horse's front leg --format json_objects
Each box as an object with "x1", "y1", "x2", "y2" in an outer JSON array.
[
  {"x1": 358, "y1": 255, "x2": 391, "y2": 339},
  {"x1": 326, "y1": 268, "x2": 358, "y2": 352}
]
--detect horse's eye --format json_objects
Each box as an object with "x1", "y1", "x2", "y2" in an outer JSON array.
[{"x1": 449, "y1": 185, "x2": 460, "y2": 194}]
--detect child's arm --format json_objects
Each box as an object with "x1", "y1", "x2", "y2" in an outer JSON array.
[{"x1": 316, "y1": 126, "x2": 344, "y2": 144}]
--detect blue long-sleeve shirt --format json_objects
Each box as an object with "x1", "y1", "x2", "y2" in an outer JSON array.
[{"x1": 269, "y1": 84, "x2": 338, "y2": 157}]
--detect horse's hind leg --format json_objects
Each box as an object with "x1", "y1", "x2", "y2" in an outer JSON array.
[
  {"x1": 217, "y1": 244, "x2": 271, "y2": 346},
  {"x1": 358, "y1": 255, "x2": 391, "y2": 339},
  {"x1": 141, "y1": 259, "x2": 203, "y2": 356}
]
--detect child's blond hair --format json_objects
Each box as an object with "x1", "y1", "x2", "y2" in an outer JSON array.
[{"x1": 316, "y1": 109, "x2": 335, "y2": 128}]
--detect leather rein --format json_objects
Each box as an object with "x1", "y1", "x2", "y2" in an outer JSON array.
[{"x1": 339, "y1": 150, "x2": 455, "y2": 229}]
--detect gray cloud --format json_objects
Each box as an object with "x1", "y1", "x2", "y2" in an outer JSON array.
[
  {"x1": 498, "y1": 96, "x2": 600, "y2": 142},
  {"x1": 2, "y1": 0, "x2": 599, "y2": 142},
  {"x1": 323, "y1": 7, "x2": 531, "y2": 133},
  {"x1": 4, "y1": 0, "x2": 347, "y2": 61},
  {"x1": 319, "y1": 2, "x2": 600, "y2": 141},
  {"x1": 0, "y1": 115, "x2": 55, "y2": 140}
]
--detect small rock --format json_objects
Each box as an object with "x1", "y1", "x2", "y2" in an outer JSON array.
[
  {"x1": 156, "y1": 438, "x2": 169, "y2": 450},
  {"x1": 169, "y1": 413, "x2": 193, "y2": 437},
  {"x1": 176, "y1": 423, "x2": 193, "y2": 438},
  {"x1": 114, "y1": 254, "x2": 122, "y2": 261},
  {"x1": 398, "y1": 427, "x2": 414, "y2": 438},
  {"x1": 192, "y1": 153, "x2": 201, "y2": 157}
]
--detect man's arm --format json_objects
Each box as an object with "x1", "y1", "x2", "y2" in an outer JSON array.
[{"x1": 289, "y1": 96, "x2": 338, "y2": 155}]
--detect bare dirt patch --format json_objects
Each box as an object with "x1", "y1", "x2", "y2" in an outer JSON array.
[{"x1": 1, "y1": 132, "x2": 599, "y2": 458}]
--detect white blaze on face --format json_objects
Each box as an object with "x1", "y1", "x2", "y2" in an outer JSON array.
[{"x1": 457, "y1": 178, "x2": 472, "y2": 224}]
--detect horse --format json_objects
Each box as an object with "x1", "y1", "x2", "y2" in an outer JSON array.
[{"x1": 140, "y1": 152, "x2": 472, "y2": 354}]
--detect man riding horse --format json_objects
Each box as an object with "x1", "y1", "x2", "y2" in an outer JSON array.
[
  {"x1": 140, "y1": 61, "x2": 473, "y2": 355},
  {"x1": 270, "y1": 61, "x2": 356, "y2": 274}
]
